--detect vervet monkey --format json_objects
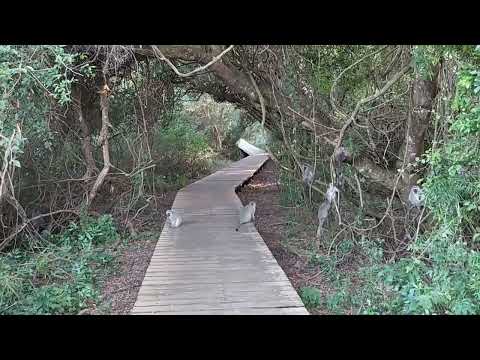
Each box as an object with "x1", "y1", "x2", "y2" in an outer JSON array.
[
  {"x1": 408, "y1": 186, "x2": 425, "y2": 208},
  {"x1": 333, "y1": 146, "x2": 351, "y2": 188},
  {"x1": 316, "y1": 201, "x2": 331, "y2": 238},
  {"x1": 324, "y1": 184, "x2": 338, "y2": 203},
  {"x1": 235, "y1": 201, "x2": 256, "y2": 232},
  {"x1": 316, "y1": 184, "x2": 339, "y2": 238},
  {"x1": 30, "y1": 207, "x2": 49, "y2": 235},
  {"x1": 334, "y1": 146, "x2": 351, "y2": 165},
  {"x1": 166, "y1": 210, "x2": 183, "y2": 228},
  {"x1": 97, "y1": 83, "x2": 111, "y2": 96},
  {"x1": 406, "y1": 186, "x2": 426, "y2": 228},
  {"x1": 301, "y1": 164, "x2": 315, "y2": 186}
]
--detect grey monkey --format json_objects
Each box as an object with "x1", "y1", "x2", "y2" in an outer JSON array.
[
  {"x1": 316, "y1": 184, "x2": 338, "y2": 238},
  {"x1": 408, "y1": 186, "x2": 425, "y2": 208},
  {"x1": 301, "y1": 164, "x2": 315, "y2": 186},
  {"x1": 235, "y1": 201, "x2": 256, "y2": 232},
  {"x1": 30, "y1": 207, "x2": 49, "y2": 233},
  {"x1": 166, "y1": 210, "x2": 183, "y2": 228}
]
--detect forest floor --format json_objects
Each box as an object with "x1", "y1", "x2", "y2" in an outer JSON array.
[
  {"x1": 237, "y1": 160, "x2": 360, "y2": 315},
  {"x1": 96, "y1": 191, "x2": 176, "y2": 314},
  {"x1": 95, "y1": 158, "x2": 237, "y2": 314},
  {"x1": 96, "y1": 158, "x2": 358, "y2": 315}
]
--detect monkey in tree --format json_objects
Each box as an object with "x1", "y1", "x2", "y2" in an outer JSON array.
[
  {"x1": 408, "y1": 185, "x2": 425, "y2": 208},
  {"x1": 301, "y1": 164, "x2": 315, "y2": 186},
  {"x1": 97, "y1": 83, "x2": 112, "y2": 97},
  {"x1": 333, "y1": 145, "x2": 352, "y2": 189},
  {"x1": 316, "y1": 184, "x2": 338, "y2": 239}
]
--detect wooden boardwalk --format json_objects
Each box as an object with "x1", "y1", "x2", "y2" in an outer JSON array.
[{"x1": 131, "y1": 154, "x2": 308, "y2": 315}]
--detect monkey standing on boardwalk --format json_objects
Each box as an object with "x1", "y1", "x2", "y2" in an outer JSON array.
[
  {"x1": 166, "y1": 210, "x2": 183, "y2": 228},
  {"x1": 235, "y1": 201, "x2": 256, "y2": 231}
]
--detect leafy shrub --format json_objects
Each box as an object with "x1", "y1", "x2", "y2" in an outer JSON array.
[
  {"x1": 150, "y1": 113, "x2": 213, "y2": 186},
  {"x1": 0, "y1": 215, "x2": 119, "y2": 315},
  {"x1": 52, "y1": 214, "x2": 119, "y2": 249},
  {"x1": 299, "y1": 287, "x2": 322, "y2": 309},
  {"x1": 346, "y1": 48, "x2": 480, "y2": 315}
]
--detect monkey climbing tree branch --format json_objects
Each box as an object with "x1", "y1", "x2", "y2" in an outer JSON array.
[
  {"x1": 324, "y1": 58, "x2": 411, "y2": 236},
  {"x1": 152, "y1": 45, "x2": 235, "y2": 78}
]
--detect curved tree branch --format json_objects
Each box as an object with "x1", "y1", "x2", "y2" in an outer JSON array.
[
  {"x1": 152, "y1": 45, "x2": 234, "y2": 78},
  {"x1": 330, "y1": 46, "x2": 388, "y2": 120}
]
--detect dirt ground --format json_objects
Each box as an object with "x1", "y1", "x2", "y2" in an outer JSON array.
[
  {"x1": 96, "y1": 159, "x2": 350, "y2": 315},
  {"x1": 97, "y1": 191, "x2": 177, "y2": 315},
  {"x1": 237, "y1": 160, "x2": 343, "y2": 315}
]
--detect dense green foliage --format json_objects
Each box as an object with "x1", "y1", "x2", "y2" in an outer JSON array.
[
  {"x1": 151, "y1": 114, "x2": 213, "y2": 187},
  {"x1": 0, "y1": 45, "x2": 93, "y2": 163},
  {"x1": 0, "y1": 46, "x2": 245, "y2": 314},
  {"x1": 356, "y1": 47, "x2": 480, "y2": 315},
  {"x1": 280, "y1": 45, "x2": 480, "y2": 315},
  {"x1": 0, "y1": 215, "x2": 118, "y2": 314}
]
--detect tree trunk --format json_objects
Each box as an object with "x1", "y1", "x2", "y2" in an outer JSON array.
[
  {"x1": 87, "y1": 86, "x2": 111, "y2": 207},
  {"x1": 400, "y1": 78, "x2": 437, "y2": 192},
  {"x1": 72, "y1": 85, "x2": 98, "y2": 179}
]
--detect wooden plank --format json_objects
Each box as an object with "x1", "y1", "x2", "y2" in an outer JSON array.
[
  {"x1": 138, "y1": 277, "x2": 290, "y2": 286},
  {"x1": 131, "y1": 307, "x2": 309, "y2": 315},
  {"x1": 136, "y1": 280, "x2": 295, "y2": 290},
  {"x1": 133, "y1": 300, "x2": 303, "y2": 310},
  {"x1": 136, "y1": 288, "x2": 299, "y2": 300},
  {"x1": 133, "y1": 301, "x2": 304, "y2": 312},
  {"x1": 134, "y1": 292, "x2": 301, "y2": 304}
]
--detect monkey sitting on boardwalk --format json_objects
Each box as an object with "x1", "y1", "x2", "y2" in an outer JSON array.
[
  {"x1": 166, "y1": 210, "x2": 183, "y2": 228},
  {"x1": 235, "y1": 201, "x2": 256, "y2": 232}
]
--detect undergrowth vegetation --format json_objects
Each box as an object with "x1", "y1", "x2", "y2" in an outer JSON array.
[
  {"x1": 0, "y1": 215, "x2": 118, "y2": 314},
  {"x1": 0, "y1": 46, "x2": 247, "y2": 313},
  {"x1": 291, "y1": 46, "x2": 480, "y2": 315}
]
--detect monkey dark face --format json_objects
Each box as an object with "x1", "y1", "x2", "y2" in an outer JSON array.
[
  {"x1": 334, "y1": 146, "x2": 352, "y2": 164},
  {"x1": 408, "y1": 186, "x2": 424, "y2": 207}
]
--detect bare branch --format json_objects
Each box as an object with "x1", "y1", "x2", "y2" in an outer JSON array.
[
  {"x1": 0, "y1": 210, "x2": 80, "y2": 251},
  {"x1": 330, "y1": 46, "x2": 388, "y2": 119},
  {"x1": 334, "y1": 63, "x2": 411, "y2": 151},
  {"x1": 152, "y1": 45, "x2": 235, "y2": 78}
]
